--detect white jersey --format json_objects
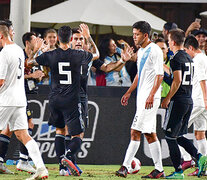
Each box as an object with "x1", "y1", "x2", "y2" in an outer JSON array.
[
  {"x1": 136, "y1": 42, "x2": 163, "y2": 108},
  {"x1": 0, "y1": 44, "x2": 26, "y2": 106},
  {"x1": 192, "y1": 53, "x2": 207, "y2": 107}
]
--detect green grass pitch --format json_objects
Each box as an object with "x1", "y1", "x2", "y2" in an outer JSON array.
[{"x1": 0, "y1": 164, "x2": 205, "y2": 179}]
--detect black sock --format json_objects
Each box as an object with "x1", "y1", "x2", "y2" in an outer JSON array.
[
  {"x1": 166, "y1": 137, "x2": 182, "y2": 172},
  {"x1": 0, "y1": 134, "x2": 10, "y2": 163},
  {"x1": 177, "y1": 136, "x2": 200, "y2": 160},
  {"x1": 65, "y1": 135, "x2": 72, "y2": 148},
  {"x1": 55, "y1": 134, "x2": 65, "y2": 166},
  {"x1": 19, "y1": 128, "x2": 32, "y2": 161},
  {"x1": 66, "y1": 137, "x2": 82, "y2": 162}
]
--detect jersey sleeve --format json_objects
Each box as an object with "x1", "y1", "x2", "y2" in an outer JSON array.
[
  {"x1": 0, "y1": 50, "x2": 8, "y2": 79},
  {"x1": 36, "y1": 52, "x2": 50, "y2": 66},
  {"x1": 92, "y1": 59, "x2": 104, "y2": 70},
  {"x1": 170, "y1": 55, "x2": 182, "y2": 72},
  {"x1": 153, "y1": 47, "x2": 164, "y2": 75},
  {"x1": 81, "y1": 51, "x2": 93, "y2": 64}
]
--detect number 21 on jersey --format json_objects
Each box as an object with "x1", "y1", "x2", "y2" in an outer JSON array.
[
  {"x1": 58, "y1": 62, "x2": 72, "y2": 84},
  {"x1": 182, "y1": 62, "x2": 194, "y2": 85}
]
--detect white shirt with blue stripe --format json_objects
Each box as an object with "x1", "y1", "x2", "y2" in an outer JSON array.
[{"x1": 136, "y1": 42, "x2": 163, "y2": 108}]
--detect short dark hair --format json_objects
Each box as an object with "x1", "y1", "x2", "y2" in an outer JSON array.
[
  {"x1": 72, "y1": 28, "x2": 80, "y2": 35},
  {"x1": 22, "y1": 32, "x2": 36, "y2": 47},
  {"x1": 0, "y1": 19, "x2": 12, "y2": 29},
  {"x1": 58, "y1": 26, "x2": 72, "y2": 43},
  {"x1": 164, "y1": 22, "x2": 178, "y2": 31},
  {"x1": 155, "y1": 37, "x2": 166, "y2": 44},
  {"x1": 184, "y1": 35, "x2": 199, "y2": 50},
  {"x1": 169, "y1": 28, "x2": 185, "y2": 46},
  {"x1": 132, "y1": 21, "x2": 151, "y2": 36}
]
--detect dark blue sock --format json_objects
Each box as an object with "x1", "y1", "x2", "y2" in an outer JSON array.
[
  {"x1": 166, "y1": 137, "x2": 182, "y2": 172},
  {"x1": 19, "y1": 128, "x2": 33, "y2": 161},
  {"x1": 66, "y1": 137, "x2": 82, "y2": 162},
  {"x1": 0, "y1": 134, "x2": 10, "y2": 162},
  {"x1": 55, "y1": 134, "x2": 65, "y2": 167},
  {"x1": 177, "y1": 136, "x2": 200, "y2": 160}
]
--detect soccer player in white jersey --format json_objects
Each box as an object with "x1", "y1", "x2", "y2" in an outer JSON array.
[
  {"x1": 0, "y1": 25, "x2": 48, "y2": 180},
  {"x1": 179, "y1": 35, "x2": 207, "y2": 176},
  {"x1": 116, "y1": 21, "x2": 164, "y2": 178}
]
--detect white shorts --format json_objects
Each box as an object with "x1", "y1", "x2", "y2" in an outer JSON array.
[
  {"x1": 0, "y1": 106, "x2": 28, "y2": 131},
  {"x1": 131, "y1": 99, "x2": 160, "y2": 133},
  {"x1": 188, "y1": 106, "x2": 207, "y2": 131}
]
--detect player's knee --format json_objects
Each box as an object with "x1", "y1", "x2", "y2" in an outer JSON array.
[
  {"x1": 195, "y1": 131, "x2": 205, "y2": 140},
  {"x1": 131, "y1": 130, "x2": 141, "y2": 141},
  {"x1": 1, "y1": 126, "x2": 13, "y2": 137},
  {"x1": 56, "y1": 127, "x2": 65, "y2": 135},
  {"x1": 144, "y1": 133, "x2": 157, "y2": 143}
]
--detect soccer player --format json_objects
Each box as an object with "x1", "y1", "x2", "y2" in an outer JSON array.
[
  {"x1": 116, "y1": 21, "x2": 164, "y2": 178},
  {"x1": 0, "y1": 25, "x2": 48, "y2": 179},
  {"x1": 27, "y1": 25, "x2": 100, "y2": 176},
  {"x1": 161, "y1": 29, "x2": 207, "y2": 178},
  {"x1": 0, "y1": 21, "x2": 43, "y2": 174},
  {"x1": 179, "y1": 35, "x2": 207, "y2": 176}
]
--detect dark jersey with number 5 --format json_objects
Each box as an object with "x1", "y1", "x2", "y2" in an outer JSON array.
[
  {"x1": 36, "y1": 48, "x2": 93, "y2": 103},
  {"x1": 170, "y1": 50, "x2": 194, "y2": 104}
]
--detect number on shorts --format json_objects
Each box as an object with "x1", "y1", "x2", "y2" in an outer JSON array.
[{"x1": 58, "y1": 62, "x2": 72, "y2": 84}]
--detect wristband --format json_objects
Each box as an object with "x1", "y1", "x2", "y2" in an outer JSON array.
[{"x1": 120, "y1": 58, "x2": 126, "y2": 64}]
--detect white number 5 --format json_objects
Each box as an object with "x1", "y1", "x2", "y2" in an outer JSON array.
[{"x1": 58, "y1": 62, "x2": 72, "y2": 84}]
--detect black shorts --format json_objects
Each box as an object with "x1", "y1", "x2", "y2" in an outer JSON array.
[
  {"x1": 48, "y1": 97, "x2": 85, "y2": 136},
  {"x1": 80, "y1": 96, "x2": 89, "y2": 128},
  {"x1": 163, "y1": 100, "x2": 193, "y2": 138}
]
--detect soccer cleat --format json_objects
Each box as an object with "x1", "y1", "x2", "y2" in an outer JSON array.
[
  {"x1": 59, "y1": 169, "x2": 70, "y2": 176},
  {"x1": 115, "y1": 166, "x2": 128, "y2": 178},
  {"x1": 141, "y1": 169, "x2": 165, "y2": 178},
  {"x1": 166, "y1": 171, "x2": 184, "y2": 179},
  {"x1": 16, "y1": 160, "x2": 36, "y2": 174},
  {"x1": 61, "y1": 157, "x2": 80, "y2": 176},
  {"x1": 187, "y1": 168, "x2": 199, "y2": 176},
  {"x1": 198, "y1": 155, "x2": 207, "y2": 177},
  {"x1": 0, "y1": 162, "x2": 14, "y2": 174},
  {"x1": 75, "y1": 163, "x2": 82, "y2": 174},
  {"x1": 181, "y1": 159, "x2": 195, "y2": 171},
  {"x1": 26, "y1": 167, "x2": 48, "y2": 180}
]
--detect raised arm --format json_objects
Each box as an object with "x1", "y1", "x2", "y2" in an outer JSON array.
[{"x1": 79, "y1": 23, "x2": 99, "y2": 61}]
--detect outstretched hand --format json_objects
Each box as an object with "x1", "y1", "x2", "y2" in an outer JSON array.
[
  {"x1": 121, "y1": 47, "x2": 133, "y2": 62},
  {"x1": 79, "y1": 23, "x2": 90, "y2": 38}
]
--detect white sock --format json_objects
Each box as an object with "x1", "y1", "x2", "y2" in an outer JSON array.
[
  {"x1": 149, "y1": 141, "x2": 163, "y2": 172},
  {"x1": 197, "y1": 138, "x2": 207, "y2": 155},
  {"x1": 123, "y1": 140, "x2": 140, "y2": 170},
  {"x1": 179, "y1": 145, "x2": 192, "y2": 161},
  {"x1": 25, "y1": 139, "x2": 45, "y2": 169}
]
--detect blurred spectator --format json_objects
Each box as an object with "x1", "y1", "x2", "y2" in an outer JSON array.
[
  {"x1": 98, "y1": 38, "x2": 131, "y2": 87},
  {"x1": 155, "y1": 38, "x2": 170, "y2": 98},
  {"x1": 192, "y1": 28, "x2": 207, "y2": 55},
  {"x1": 41, "y1": 29, "x2": 58, "y2": 84},
  {"x1": 162, "y1": 22, "x2": 177, "y2": 60},
  {"x1": 185, "y1": 19, "x2": 201, "y2": 37},
  {"x1": 162, "y1": 22, "x2": 178, "y2": 42}
]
